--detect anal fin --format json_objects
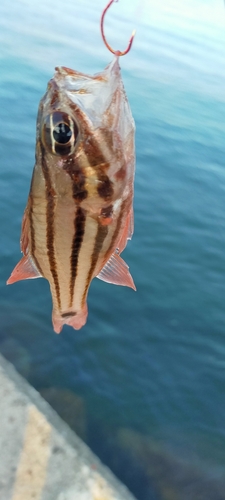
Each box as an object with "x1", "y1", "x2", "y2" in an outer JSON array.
[
  {"x1": 7, "y1": 254, "x2": 42, "y2": 285},
  {"x1": 97, "y1": 253, "x2": 136, "y2": 290}
]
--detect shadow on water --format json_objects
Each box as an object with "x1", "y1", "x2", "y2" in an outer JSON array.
[
  {"x1": 88, "y1": 424, "x2": 225, "y2": 500},
  {"x1": 33, "y1": 386, "x2": 225, "y2": 500}
]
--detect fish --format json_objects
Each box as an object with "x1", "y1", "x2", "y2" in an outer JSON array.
[{"x1": 7, "y1": 3, "x2": 136, "y2": 334}]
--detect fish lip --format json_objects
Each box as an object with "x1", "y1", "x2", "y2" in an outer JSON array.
[{"x1": 54, "y1": 56, "x2": 120, "y2": 83}]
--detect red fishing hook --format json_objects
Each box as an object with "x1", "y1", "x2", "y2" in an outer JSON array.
[{"x1": 100, "y1": 0, "x2": 136, "y2": 56}]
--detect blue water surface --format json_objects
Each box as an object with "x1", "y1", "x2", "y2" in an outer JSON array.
[{"x1": 0, "y1": 0, "x2": 225, "y2": 498}]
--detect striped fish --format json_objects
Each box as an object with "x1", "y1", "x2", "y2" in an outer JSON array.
[{"x1": 7, "y1": 57, "x2": 136, "y2": 333}]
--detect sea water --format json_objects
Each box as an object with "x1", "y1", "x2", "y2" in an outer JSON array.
[{"x1": 0, "y1": 1, "x2": 225, "y2": 498}]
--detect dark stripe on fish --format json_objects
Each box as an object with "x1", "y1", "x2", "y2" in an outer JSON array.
[
  {"x1": 28, "y1": 179, "x2": 36, "y2": 257},
  {"x1": 27, "y1": 171, "x2": 44, "y2": 276},
  {"x1": 62, "y1": 158, "x2": 88, "y2": 202},
  {"x1": 62, "y1": 105, "x2": 114, "y2": 201},
  {"x1": 72, "y1": 172, "x2": 88, "y2": 202},
  {"x1": 81, "y1": 128, "x2": 115, "y2": 200},
  {"x1": 69, "y1": 207, "x2": 86, "y2": 306},
  {"x1": 97, "y1": 173, "x2": 113, "y2": 200},
  {"x1": 61, "y1": 311, "x2": 77, "y2": 318},
  {"x1": 82, "y1": 135, "x2": 114, "y2": 200},
  {"x1": 82, "y1": 223, "x2": 108, "y2": 306},
  {"x1": 40, "y1": 142, "x2": 61, "y2": 309},
  {"x1": 28, "y1": 195, "x2": 44, "y2": 276}
]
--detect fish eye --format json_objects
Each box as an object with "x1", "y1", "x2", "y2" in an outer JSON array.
[
  {"x1": 53, "y1": 122, "x2": 72, "y2": 144},
  {"x1": 41, "y1": 111, "x2": 78, "y2": 156}
]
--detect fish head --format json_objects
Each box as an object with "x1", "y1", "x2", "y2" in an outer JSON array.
[{"x1": 36, "y1": 57, "x2": 135, "y2": 208}]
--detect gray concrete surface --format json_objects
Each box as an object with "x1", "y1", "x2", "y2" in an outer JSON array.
[{"x1": 0, "y1": 353, "x2": 137, "y2": 500}]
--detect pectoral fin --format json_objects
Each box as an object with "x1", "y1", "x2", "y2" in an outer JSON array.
[
  {"x1": 7, "y1": 254, "x2": 42, "y2": 285},
  {"x1": 97, "y1": 253, "x2": 136, "y2": 290}
]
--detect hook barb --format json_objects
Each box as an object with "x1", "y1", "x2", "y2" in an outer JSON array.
[{"x1": 100, "y1": 0, "x2": 135, "y2": 57}]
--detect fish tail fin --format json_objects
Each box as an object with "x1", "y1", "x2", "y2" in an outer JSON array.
[{"x1": 52, "y1": 303, "x2": 88, "y2": 334}]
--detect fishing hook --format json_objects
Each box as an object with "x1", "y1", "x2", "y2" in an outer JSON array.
[{"x1": 100, "y1": 0, "x2": 136, "y2": 56}]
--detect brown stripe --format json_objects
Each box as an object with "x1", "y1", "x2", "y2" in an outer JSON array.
[
  {"x1": 81, "y1": 134, "x2": 114, "y2": 200},
  {"x1": 40, "y1": 142, "x2": 61, "y2": 309},
  {"x1": 69, "y1": 207, "x2": 86, "y2": 306},
  {"x1": 62, "y1": 157, "x2": 88, "y2": 202},
  {"x1": 28, "y1": 193, "x2": 44, "y2": 276},
  {"x1": 82, "y1": 223, "x2": 108, "y2": 306},
  {"x1": 72, "y1": 171, "x2": 88, "y2": 202},
  {"x1": 29, "y1": 197, "x2": 35, "y2": 255},
  {"x1": 97, "y1": 172, "x2": 113, "y2": 200},
  {"x1": 63, "y1": 102, "x2": 114, "y2": 200},
  {"x1": 61, "y1": 311, "x2": 76, "y2": 318}
]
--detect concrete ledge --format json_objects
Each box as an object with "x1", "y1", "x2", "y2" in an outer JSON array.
[{"x1": 0, "y1": 353, "x2": 137, "y2": 500}]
